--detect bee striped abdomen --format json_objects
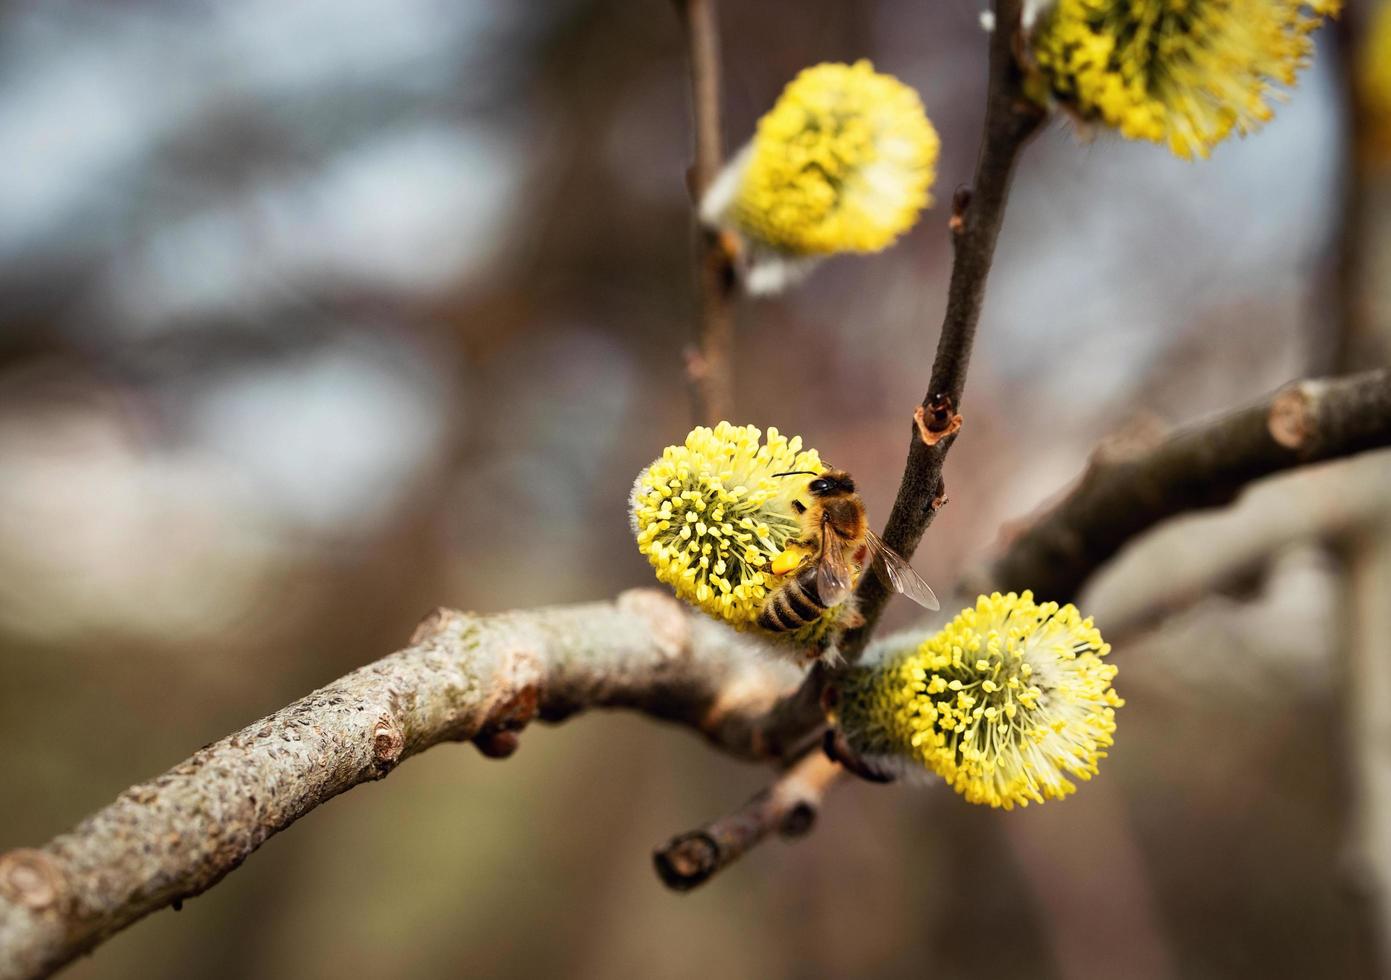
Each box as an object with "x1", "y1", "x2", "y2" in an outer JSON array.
[{"x1": 758, "y1": 565, "x2": 827, "y2": 632}]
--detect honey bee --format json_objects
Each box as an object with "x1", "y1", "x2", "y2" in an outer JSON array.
[{"x1": 756, "y1": 469, "x2": 939, "y2": 636}]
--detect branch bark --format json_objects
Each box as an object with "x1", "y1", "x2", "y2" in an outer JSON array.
[
  {"x1": 675, "y1": 0, "x2": 736, "y2": 425},
  {"x1": 653, "y1": 752, "x2": 843, "y2": 891},
  {"x1": 985, "y1": 367, "x2": 1391, "y2": 602},
  {"x1": 0, "y1": 590, "x2": 798, "y2": 980}
]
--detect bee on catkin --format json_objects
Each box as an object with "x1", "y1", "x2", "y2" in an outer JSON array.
[
  {"x1": 757, "y1": 469, "x2": 938, "y2": 640},
  {"x1": 630, "y1": 425, "x2": 937, "y2": 664}
]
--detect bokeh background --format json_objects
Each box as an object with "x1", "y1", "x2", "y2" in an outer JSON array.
[{"x1": 3, "y1": 0, "x2": 1390, "y2": 977}]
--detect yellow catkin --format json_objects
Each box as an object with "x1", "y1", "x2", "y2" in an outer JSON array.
[
  {"x1": 837, "y1": 592, "x2": 1123, "y2": 809},
  {"x1": 1028, "y1": 0, "x2": 1340, "y2": 159},
  {"x1": 629, "y1": 422, "x2": 844, "y2": 647},
  {"x1": 722, "y1": 60, "x2": 939, "y2": 255}
]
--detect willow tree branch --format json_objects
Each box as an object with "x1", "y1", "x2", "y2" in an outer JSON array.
[
  {"x1": 675, "y1": 0, "x2": 736, "y2": 425},
  {"x1": 1316, "y1": 12, "x2": 1383, "y2": 375},
  {"x1": 1325, "y1": 17, "x2": 1391, "y2": 972},
  {"x1": 837, "y1": 0, "x2": 1043, "y2": 663},
  {"x1": 756, "y1": 0, "x2": 1043, "y2": 746},
  {"x1": 653, "y1": 751, "x2": 843, "y2": 891},
  {"x1": 648, "y1": 0, "x2": 1048, "y2": 891},
  {"x1": 985, "y1": 367, "x2": 1391, "y2": 603},
  {"x1": 0, "y1": 590, "x2": 799, "y2": 980}
]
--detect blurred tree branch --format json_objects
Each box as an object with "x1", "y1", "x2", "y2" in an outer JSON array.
[
  {"x1": 0, "y1": 590, "x2": 799, "y2": 980},
  {"x1": 1326, "y1": 14, "x2": 1391, "y2": 971},
  {"x1": 1319, "y1": 12, "x2": 1385, "y2": 374},
  {"x1": 984, "y1": 367, "x2": 1391, "y2": 602},
  {"x1": 1080, "y1": 456, "x2": 1391, "y2": 645},
  {"x1": 675, "y1": 0, "x2": 737, "y2": 425}
]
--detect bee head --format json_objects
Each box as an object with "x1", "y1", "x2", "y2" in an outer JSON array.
[
  {"x1": 811, "y1": 470, "x2": 855, "y2": 496},
  {"x1": 771, "y1": 469, "x2": 856, "y2": 497}
]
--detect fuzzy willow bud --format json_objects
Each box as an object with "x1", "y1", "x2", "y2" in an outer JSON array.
[
  {"x1": 835, "y1": 591, "x2": 1123, "y2": 809},
  {"x1": 629, "y1": 422, "x2": 850, "y2": 653},
  {"x1": 700, "y1": 60, "x2": 940, "y2": 294},
  {"x1": 1025, "y1": 0, "x2": 1340, "y2": 159}
]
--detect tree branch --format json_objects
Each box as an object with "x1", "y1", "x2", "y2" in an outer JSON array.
[
  {"x1": 652, "y1": 752, "x2": 843, "y2": 891},
  {"x1": 755, "y1": 0, "x2": 1044, "y2": 747},
  {"x1": 644, "y1": 0, "x2": 1048, "y2": 890},
  {"x1": 1324, "y1": 17, "x2": 1391, "y2": 971},
  {"x1": 1315, "y1": 12, "x2": 1384, "y2": 374},
  {"x1": 675, "y1": 0, "x2": 736, "y2": 425},
  {"x1": 837, "y1": 0, "x2": 1043, "y2": 662},
  {"x1": 646, "y1": 368, "x2": 1391, "y2": 898},
  {"x1": 0, "y1": 590, "x2": 799, "y2": 980},
  {"x1": 985, "y1": 367, "x2": 1391, "y2": 603}
]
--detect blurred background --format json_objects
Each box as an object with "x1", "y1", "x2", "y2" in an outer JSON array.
[{"x1": 2, "y1": 0, "x2": 1390, "y2": 976}]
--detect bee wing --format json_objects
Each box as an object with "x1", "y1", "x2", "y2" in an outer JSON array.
[
  {"x1": 865, "y1": 531, "x2": 940, "y2": 611},
  {"x1": 814, "y1": 521, "x2": 855, "y2": 607}
]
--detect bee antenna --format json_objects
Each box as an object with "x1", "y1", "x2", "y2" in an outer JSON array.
[{"x1": 770, "y1": 470, "x2": 817, "y2": 479}]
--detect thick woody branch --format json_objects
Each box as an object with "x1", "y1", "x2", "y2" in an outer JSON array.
[
  {"x1": 0, "y1": 590, "x2": 798, "y2": 980},
  {"x1": 675, "y1": 0, "x2": 736, "y2": 425},
  {"x1": 653, "y1": 752, "x2": 843, "y2": 891},
  {"x1": 986, "y1": 367, "x2": 1391, "y2": 602}
]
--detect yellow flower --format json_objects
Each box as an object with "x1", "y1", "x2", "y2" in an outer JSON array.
[
  {"x1": 1363, "y1": 0, "x2": 1391, "y2": 163},
  {"x1": 630, "y1": 422, "x2": 846, "y2": 649},
  {"x1": 835, "y1": 591, "x2": 1122, "y2": 809},
  {"x1": 700, "y1": 60, "x2": 939, "y2": 293},
  {"x1": 1026, "y1": 0, "x2": 1339, "y2": 159}
]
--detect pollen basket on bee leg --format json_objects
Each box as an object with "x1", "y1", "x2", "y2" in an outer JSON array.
[{"x1": 770, "y1": 548, "x2": 805, "y2": 576}]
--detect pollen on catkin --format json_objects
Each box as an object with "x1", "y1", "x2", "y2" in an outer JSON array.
[
  {"x1": 699, "y1": 61, "x2": 939, "y2": 293},
  {"x1": 1025, "y1": 0, "x2": 1340, "y2": 160},
  {"x1": 835, "y1": 591, "x2": 1122, "y2": 809},
  {"x1": 630, "y1": 422, "x2": 846, "y2": 649}
]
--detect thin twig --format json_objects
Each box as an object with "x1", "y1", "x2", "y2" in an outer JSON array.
[
  {"x1": 649, "y1": 0, "x2": 1047, "y2": 889},
  {"x1": 983, "y1": 367, "x2": 1391, "y2": 603},
  {"x1": 757, "y1": 0, "x2": 1045, "y2": 745},
  {"x1": 0, "y1": 591, "x2": 799, "y2": 980},
  {"x1": 653, "y1": 752, "x2": 844, "y2": 891},
  {"x1": 675, "y1": 0, "x2": 736, "y2": 425},
  {"x1": 838, "y1": 0, "x2": 1043, "y2": 661}
]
